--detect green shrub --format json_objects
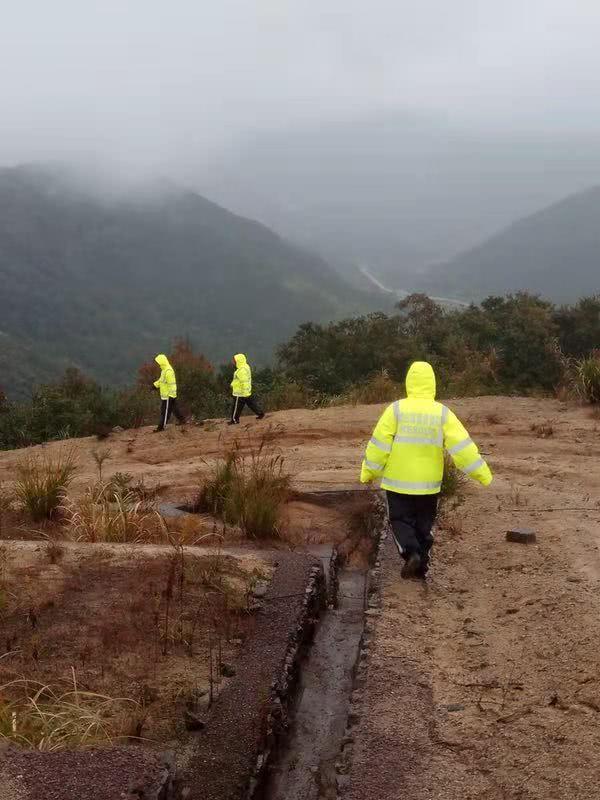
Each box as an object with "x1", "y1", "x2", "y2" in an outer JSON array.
[
  {"x1": 194, "y1": 452, "x2": 237, "y2": 516},
  {"x1": 342, "y1": 370, "x2": 402, "y2": 405},
  {"x1": 440, "y1": 453, "x2": 467, "y2": 507},
  {"x1": 575, "y1": 354, "x2": 600, "y2": 404},
  {"x1": 14, "y1": 450, "x2": 77, "y2": 522},
  {"x1": 115, "y1": 387, "x2": 155, "y2": 429},
  {"x1": 264, "y1": 380, "x2": 314, "y2": 411}
]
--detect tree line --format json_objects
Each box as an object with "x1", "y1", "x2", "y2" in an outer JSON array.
[{"x1": 1, "y1": 293, "x2": 599, "y2": 450}]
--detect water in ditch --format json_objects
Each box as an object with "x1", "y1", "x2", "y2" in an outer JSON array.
[{"x1": 263, "y1": 567, "x2": 366, "y2": 800}]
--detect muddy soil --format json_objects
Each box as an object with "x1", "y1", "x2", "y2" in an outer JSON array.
[
  {"x1": 346, "y1": 398, "x2": 600, "y2": 800},
  {"x1": 0, "y1": 544, "x2": 267, "y2": 744}
]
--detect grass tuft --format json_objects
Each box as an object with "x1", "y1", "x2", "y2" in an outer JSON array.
[
  {"x1": 575, "y1": 354, "x2": 600, "y2": 404},
  {"x1": 530, "y1": 420, "x2": 555, "y2": 438},
  {"x1": 194, "y1": 431, "x2": 289, "y2": 540},
  {"x1": 14, "y1": 450, "x2": 77, "y2": 522},
  {"x1": 440, "y1": 452, "x2": 467, "y2": 505},
  {"x1": 66, "y1": 488, "x2": 160, "y2": 543},
  {"x1": 0, "y1": 677, "x2": 141, "y2": 750}
]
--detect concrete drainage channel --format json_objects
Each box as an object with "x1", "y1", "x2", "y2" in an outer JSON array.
[{"x1": 257, "y1": 496, "x2": 387, "y2": 800}]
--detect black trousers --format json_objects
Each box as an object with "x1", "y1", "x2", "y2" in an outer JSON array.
[
  {"x1": 157, "y1": 397, "x2": 185, "y2": 430},
  {"x1": 386, "y1": 491, "x2": 438, "y2": 575},
  {"x1": 230, "y1": 395, "x2": 263, "y2": 423}
]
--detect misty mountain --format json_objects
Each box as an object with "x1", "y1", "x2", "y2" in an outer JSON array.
[
  {"x1": 0, "y1": 164, "x2": 381, "y2": 397},
  {"x1": 419, "y1": 186, "x2": 600, "y2": 302},
  {"x1": 198, "y1": 113, "x2": 600, "y2": 288}
]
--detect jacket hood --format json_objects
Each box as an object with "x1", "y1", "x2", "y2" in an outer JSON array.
[
  {"x1": 234, "y1": 353, "x2": 247, "y2": 367},
  {"x1": 155, "y1": 354, "x2": 171, "y2": 368},
  {"x1": 406, "y1": 361, "x2": 436, "y2": 400}
]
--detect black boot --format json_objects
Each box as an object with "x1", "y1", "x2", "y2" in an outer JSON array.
[{"x1": 401, "y1": 552, "x2": 422, "y2": 579}]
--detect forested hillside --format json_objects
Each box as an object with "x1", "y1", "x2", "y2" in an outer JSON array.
[{"x1": 0, "y1": 164, "x2": 379, "y2": 397}]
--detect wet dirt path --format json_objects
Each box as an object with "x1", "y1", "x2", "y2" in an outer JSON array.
[{"x1": 264, "y1": 568, "x2": 366, "y2": 800}]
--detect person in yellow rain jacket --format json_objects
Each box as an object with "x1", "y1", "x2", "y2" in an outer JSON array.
[
  {"x1": 361, "y1": 361, "x2": 492, "y2": 579},
  {"x1": 153, "y1": 354, "x2": 186, "y2": 432},
  {"x1": 228, "y1": 353, "x2": 265, "y2": 425}
]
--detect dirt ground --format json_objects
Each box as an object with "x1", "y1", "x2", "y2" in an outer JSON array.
[
  {"x1": 1, "y1": 397, "x2": 600, "y2": 797},
  {"x1": 0, "y1": 541, "x2": 269, "y2": 746},
  {"x1": 345, "y1": 396, "x2": 600, "y2": 800}
]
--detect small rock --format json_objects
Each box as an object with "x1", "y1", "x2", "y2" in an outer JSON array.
[
  {"x1": 442, "y1": 703, "x2": 466, "y2": 712},
  {"x1": 567, "y1": 576, "x2": 582, "y2": 584},
  {"x1": 506, "y1": 528, "x2": 537, "y2": 544},
  {"x1": 184, "y1": 709, "x2": 206, "y2": 731},
  {"x1": 112, "y1": 425, "x2": 124, "y2": 433},
  {"x1": 252, "y1": 581, "x2": 269, "y2": 598},
  {"x1": 220, "y1": 662, "x2": 236, "y2": 678}
]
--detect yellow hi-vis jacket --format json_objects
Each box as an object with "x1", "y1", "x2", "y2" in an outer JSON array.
[
  {"x1": 360, "y1": 361, "x2": 492, "y2": 495},
  {"x1": 231, "y1": 353, "x2": 252, "y2": 397},
  {"x1": 153, "y1": 354, "x2": 177, "y2": 400}
]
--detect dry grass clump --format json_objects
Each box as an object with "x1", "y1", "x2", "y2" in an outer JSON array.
[
  {"x1": 95, "y1": 472, "x2": 159, "y2": 506},
  {"x1": 45, "y1": 538, "x2": 65, "y2": 564},
  {"x1": 530, "y1": 420, "x2": 555, "y2": 438},
  {"x1": 440, "y1": 453, "x2": 467, "y2": 506},
  {"x1": 14, "y1": 450, "x2": 77, "y2": 522},
  {"x1": 65, "y1": 489, "x2": 161, "y2": 543},
  {"x1": 0, "y1": 483, "x2": 11, "y2": 538},
  {"x1": 194, "y1": 432, "x2": 289, "y2": 540},
  {"x1": 575, "y1": 354, "x2": 600, "y2": 404},
  {"x1": 62, "y1": 468, "x2": 162, "y2": 543},
  {"x1": 485, "y1": 412, "x2": 501, "y2": 425},
  {"x1": 0, "y1": 676, "x2": 142, "y2": 750}
]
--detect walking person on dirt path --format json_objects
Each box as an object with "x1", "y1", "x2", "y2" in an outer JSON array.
[
  {"x1": 360, "y1": 361, "x2": 492, "y2": 579},
  {"x1": 153, "y1": 354, "x2": 186, "y2": 432},
  {"x1": 228, "y1": 353, "x2": 265, "y2": 425}
]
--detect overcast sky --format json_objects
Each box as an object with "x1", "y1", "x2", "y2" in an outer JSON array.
[{"x1": 2, "y1": 0, "x2": 600, "y2": 171}]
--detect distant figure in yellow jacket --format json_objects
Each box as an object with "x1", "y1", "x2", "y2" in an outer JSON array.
[
  {"x1": 361, "y1": 361, "x2": 492, "y2": 579},
  {"x1": 153, "y1": 354, "x2": 186, "y2": 432},
  {"x1": 228, "y1": 353, "x2": 265, "y2": 425}
]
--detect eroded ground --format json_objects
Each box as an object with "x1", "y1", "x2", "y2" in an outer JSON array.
[{"x1": 1, "y1": 397, "x2": 599, "y2": 798}]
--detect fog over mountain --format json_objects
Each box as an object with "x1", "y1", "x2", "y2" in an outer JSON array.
[
  {"x1": 0, "y1": 164, "x2": 378, "y2": 397},
  {"x1": 197, "y1": 115, "x2": 600, "y2": 287},
  {"x1": 3, "y1": 1, "x2": 600, "y2": 384}
]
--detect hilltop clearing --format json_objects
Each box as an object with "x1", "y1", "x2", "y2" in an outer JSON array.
[{"x1": 1, "y1": 397, "x2": 600, "y2": 798}]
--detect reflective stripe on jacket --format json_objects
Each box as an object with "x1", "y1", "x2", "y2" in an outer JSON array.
[
  {"x1": 360, "y1": 361, "x2": 492, "y2": 495},
  {"x1": 231, "y1": 353, "x2": 252, "y2": 397},
  {"x1": 153, "y1": 354, "x2": 177, "y2": 399}
]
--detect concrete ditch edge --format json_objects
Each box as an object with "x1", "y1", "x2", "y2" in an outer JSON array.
[
  {"x1": 246, "y1": 562, "x2": 327, "y2": 799},
  {"x1": 334, "y1": 493, "x2": 389, "y2": 797}
]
